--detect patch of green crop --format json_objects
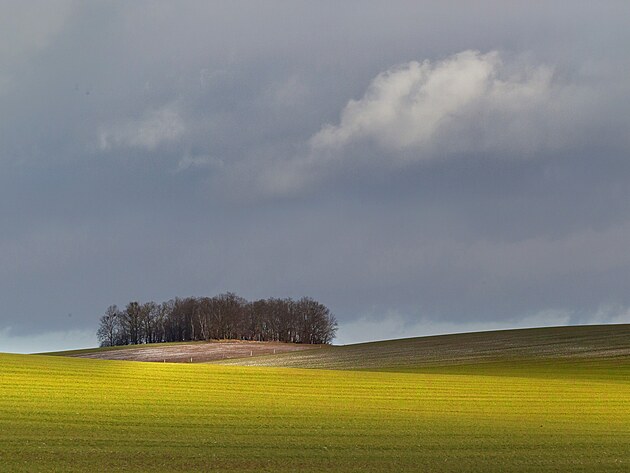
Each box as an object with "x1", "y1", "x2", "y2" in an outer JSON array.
[{"x1": 1, "y1": 352, "x2": 629, "y2": 472}]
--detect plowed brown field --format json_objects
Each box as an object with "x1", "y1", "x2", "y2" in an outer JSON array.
[{"x1": 65, "y1": 340, "x2": 323, "y2": 363}]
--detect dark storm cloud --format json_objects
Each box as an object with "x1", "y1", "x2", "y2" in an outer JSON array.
[{"x1": 1, "y1": 1, "x2": 630, "y2": 351}]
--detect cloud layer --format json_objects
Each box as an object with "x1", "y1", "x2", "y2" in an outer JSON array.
[
  {"x1": 98, "y1": 105, "x2": 186, "y2": 152},
  {"x1": 255, "y1": 50, "x2": 612, "y2": 195},
  {"x1": 1, "y1": 2, "x2": 630, "y2": 352}
]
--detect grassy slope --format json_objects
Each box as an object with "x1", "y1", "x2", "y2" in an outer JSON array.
[
  {"x1": 216, "y1": 324, "x2": 630, "y2": 379},
  {"x1": 0, "y1": 352, "x2": 629, "y2": 471},
  {"x1": 2, "y1": 325, "x2": 629, "y2": 472}
]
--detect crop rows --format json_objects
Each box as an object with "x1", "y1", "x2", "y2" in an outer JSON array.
[{"x1": 1, "y1": 349, "x2": 629, "y2": 472}]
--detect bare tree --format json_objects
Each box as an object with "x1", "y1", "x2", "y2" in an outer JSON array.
[
  {"x1": 97, "y1": 293, "x2": 337, "y2": 347},
  {"x1": 196, "y1": 297, "x2": 212, "y2": 340},
  {"x1": 120, "y1": 302, "x2": 142, "y2": 345},
  {"x1": 140, "y1": 302, "x2": 158, "y2": 344},
  {"x1": 96, "y1": 305, "x2": 120, "y2": 347}
]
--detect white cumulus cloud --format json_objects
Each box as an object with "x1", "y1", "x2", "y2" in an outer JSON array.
[
  {"x1": 98, "y1": 105, "x2": 186, "y2": 152},
  {"x1": 255, "y1": 50, "x2": 592, "y2": 195},
  {"x1": 312, "y1": 50, "x2": 559, "y2": 156}
]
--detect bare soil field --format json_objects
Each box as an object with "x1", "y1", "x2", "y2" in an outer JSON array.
[{"x1": 66, "y1": 340, "x2": 323, "y2": 363}]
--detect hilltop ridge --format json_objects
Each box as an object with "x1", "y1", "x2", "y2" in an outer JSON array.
[
  {"x1": 45, "y1": 324, "x2": 630, "y2": 379},
  {"x1": 215, "y1": 324, "x2": 630, "y2": 379}
]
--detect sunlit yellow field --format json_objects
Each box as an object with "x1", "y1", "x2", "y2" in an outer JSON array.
[{"x1": 1, "y1": 346, "x2": 629, "y2": 472}]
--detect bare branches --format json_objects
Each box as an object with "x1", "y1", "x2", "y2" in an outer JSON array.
[{"x1": 96, "y1": 293, "x2": 337, "y2": 347}]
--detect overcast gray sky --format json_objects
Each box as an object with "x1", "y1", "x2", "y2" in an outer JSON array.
[{"x1": 2, "y1": 1, "x2": 630, "y2": 353}]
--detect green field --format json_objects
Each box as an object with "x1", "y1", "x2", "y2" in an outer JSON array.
[{"x1": 1, "y1": 325, "x2": 629, "y2": 472}]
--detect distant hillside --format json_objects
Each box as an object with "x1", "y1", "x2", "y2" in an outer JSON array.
[
  {"x1": 45, "y1": 324, "x2": 630, "y2": 380},
  {"x1": 215, "y1": 324, "x2": 630, "y2": 379}
]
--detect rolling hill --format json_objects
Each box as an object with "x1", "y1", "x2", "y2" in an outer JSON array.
[
  {"x1": 2, "y1": 324, "x2": 626, "y2": 472},
  {"x1": 49, "y1": 324, "x2": 630, "y2": 379},
  {"x1": 216, "y1": 324, "x2": 630, "y2": 380}
]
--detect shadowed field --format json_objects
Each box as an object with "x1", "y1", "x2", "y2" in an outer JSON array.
[{"x1": 215, "y1": 324, "x2": 630, "y2": 379}]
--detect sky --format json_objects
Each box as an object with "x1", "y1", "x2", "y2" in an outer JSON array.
[{"x1": 1, "y1": 1, "x2": 630, "y2": 353}]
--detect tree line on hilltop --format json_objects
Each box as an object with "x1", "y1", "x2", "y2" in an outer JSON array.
[{"x1": 97, "y1": 293, "x2": 338, "y2": 347}]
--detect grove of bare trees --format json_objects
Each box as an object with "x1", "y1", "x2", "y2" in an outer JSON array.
[{"x1": 96, "y1": 293, "x2": 338, "y2": 347}]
